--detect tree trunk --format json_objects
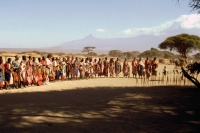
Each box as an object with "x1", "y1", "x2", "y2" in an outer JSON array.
[{"x1": 181, "y1": 67, "x2": 200, "y2": 88}]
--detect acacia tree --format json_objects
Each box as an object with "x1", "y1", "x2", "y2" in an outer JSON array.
[
  {"x1": 108, "y1": 50, "x2": 123, "y2": 57},
  {"x1": 82, "y1": 46, "x2": 96, "y2": 55},
  {"x1": 158, "y1": 33, "x2": 200, "y2": 59}
]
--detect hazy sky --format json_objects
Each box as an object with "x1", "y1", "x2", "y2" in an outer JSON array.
[{"x1": 0, "y1": 0, "x2": 197, "y2": 48}]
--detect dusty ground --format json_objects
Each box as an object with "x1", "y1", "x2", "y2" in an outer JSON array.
[{"x1": 0, "y1": 64, "x2": 200, "y2": 133}]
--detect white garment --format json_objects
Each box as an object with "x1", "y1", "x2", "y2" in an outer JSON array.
[
  {"x1": 46, "y1": 58, "x2": 52, "y2": 66},
  {"x1": 139, "y1": 60, "x2": 144, "y2": 67}
]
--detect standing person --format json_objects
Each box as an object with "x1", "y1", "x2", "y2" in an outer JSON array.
[
  {"x1": 98, "y1": 58, "x2": 103, "y2": 77},
  {"x1": 163, "y1": 66, "x2": 168, "y2": 77},
  {"x1": 53, "y1": 57, "x2": 60, "y2": 81},
  {"x1": 103, "y1": 57, "x2": 109, "y2": 77},
  {"x1": 0, "y1": 56, "x2": 5, "y2": 89},
  {"x1": 89, "y1": 58, "x2": 94, "y2": 78},
  {"x1": 93, "y1": 59, "x2": 99, "y2": 78},
  {"x1": 109, "y1": 58, "x2": 115, "y2": 77},
  {"x1": 145, "y1": 57, "x2": 151, "y2": 79},
  {"x1": 4, "y1": 58, "x2": 12, "y2": 89},
  {"x1": 79, "y1": 58, "x2": 85, "y2": 79},
  {"x1": 70, "y1": 56, "x2": 75, "y2": 79},
  {"x1": 40, "y1": 56, "x2": 47, "y2": 85},
  {"x1": 26, "y1": 56, "x2": 33, "y2": 86},
  {"x1": 32, "y1": 57, "x2": 38, "y2": 85},
  {"x1": 115, "y1": 58, "x2": 121, "y2": 78},
  {"x1": 138, "y1": 57, "x2": 145, "y2": 78},
  {"x1": 84, "y1": 58, "x2": 90, "y2": 79},
  {"x1": 132, "y1": 57, "x2": 138, "y2": 78},
  {"x1": 123, "y1": 58, "x2": 130, "y2": 77},
  {"x1": 73, "y1": 57, "x2": 79, "y2": 80},
  {"x1": 12, "y1": 55, "x2": 20, "y2": 88},
  {"x1": 60, "y1": 58, "x2": 67, "y2": 80},
  {"x1": 57, "y1": 57, "x2": 62, "y2": 81},
  {"x1": 65, "y1": 56, "x2": 71, "y2": 80},
  {"x1": 45, "y1": 54, "x2": 53, "y2": 84},
  {"x1": 37, "y1": 58, "x2": 43, "y2": 86},
  {"x1": 19, "y1": 55, "x2": 27, "y2": 88},
  {"x1": 151, "y1": 57, "x2": 158, "y2": 77}
]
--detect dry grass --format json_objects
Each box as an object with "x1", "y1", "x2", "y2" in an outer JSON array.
[{"x1": 0, "y1": 53, "x2": 199, "y2": 132}]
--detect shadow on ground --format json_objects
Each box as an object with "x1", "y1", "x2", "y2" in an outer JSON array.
[{"x1": 0, "y1": 86, "x2": 200, "y2": 133}]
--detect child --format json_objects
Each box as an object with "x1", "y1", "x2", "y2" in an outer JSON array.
[{"x1": 163, "y1": 66, "x2": 168, "y2": 76}]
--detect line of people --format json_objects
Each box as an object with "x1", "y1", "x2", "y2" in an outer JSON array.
[{"x1": 0, "y1": 55, "x2": 158, "y2": 90}]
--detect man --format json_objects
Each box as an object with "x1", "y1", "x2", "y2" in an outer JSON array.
[
  {"x1": 123, "y1": 58, "x2": 130, "y2": 78},
  {"x1": 132, "y1": 57, "x2": 138, "y2": 78},
  {"x1": 138, "y1": 57, "x2": 145, "y2": 78},
  {"x1": 65, "y1": 56, "x2": 72, "y2": 80},
  {"x1": 145, "y1": 57, "x2": 151, "y2": 79},
  {"x1": 12, "y1": 55, "x2": 20, "y2": 88},
  {"x1": 103, "y1": 57, "x2": 109, "y2": 77},
  {"x1": 70, "y1": 56, "x2": 75, "y2": 79},
  {"x1": 97, "y1": 58, "x2": 103, "y2": 77},
  {"x1": 73, "y1": 57, "x2": 79, "y2": 80},
  {"x1": 151, "y1": 57, "x2": 158, "y2": 78},
  {"x1": 115, "y1": 58, "x2": 121, "y2": 77}
]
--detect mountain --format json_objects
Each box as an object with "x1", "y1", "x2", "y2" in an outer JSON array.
[
  {"x1": 1, "y1": 19, "x2": 200, "y2": 54},
  {"x1": 55, "y1": 34, "x2": 167, "y2": 54},
  {"x1": 56, "y1": 23, "x2": 200, "y2": 54}
]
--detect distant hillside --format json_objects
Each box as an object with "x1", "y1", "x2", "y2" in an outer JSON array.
[{"x1": 1, "y1": 20, "x2": 200, "y2": 55}]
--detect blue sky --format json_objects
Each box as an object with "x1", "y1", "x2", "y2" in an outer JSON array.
[{"x1": 0, "y1": 0, "x2": 198, "y2": 48}]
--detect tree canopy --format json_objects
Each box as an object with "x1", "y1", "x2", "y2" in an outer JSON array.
[
  {"x1": 108, "y1": 50, "x2": 140, "y2": 59},
  {"x1": 108, "y1": 50, "x2": 122, "y2": 57},
  {"x1": 158, "y1": 33, "x2": 200, "y2": 59},
  {"x1": 177, "y1": 0, "x2": 200, "y2": 12},
  {"x1": 138, "y1": 48, "x2": 176, "y2": 59},
  {"x1": 82, "y1": 46, "x2": 96, "y2": 54}
]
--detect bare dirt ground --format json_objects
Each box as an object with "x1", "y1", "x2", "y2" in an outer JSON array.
[{"x1": 0, "y1": 64, "x2": 200, "y2": 133}]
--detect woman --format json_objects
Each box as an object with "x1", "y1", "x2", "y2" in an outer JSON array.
[
  {"x1": 41, "y1": 56, "x2": 47, "y2": 84},
  {"x1": 89, "y1": 58, "x2": 94, "y2": 78},
  {"x1": 37, "y1": 58, "x2": 43, "y2": 86},
  {"x1": 138, "y1": 58, "x2": 145, "y2": 78},
  {"x1": 145, "y1": 57, "x2": 151, "y2": 79},
  {"x1": 0, "y1": 56, "x2": 5, "y2": 89},
  {"x1": 98, "y1": 58, "x2": 103, "y2": 77},
  {"x1": 46, "y1": 54, "x2": 54, "y2": 83},
  {"x1": 79, "y1": 58, "x2": 85, "y2": 79},
  {"x1": 26, "y1": 56, "x2": 33, "y2": 86},
  {"x1": 32, "y1": 57, "x2": 38, "y2": 85},
  {"x1": 123, "y1": 58, "x2": 130, "y2": 77},
  {"x1": 60, "y1": 58, "x2": 67, "y2": 80},
  {"x1": 65, "y1": 56, "x2": 72, "y2": 80},
  {"x1": 109, "y1": 58, "x2": 115, "y2": 77},
  {"x1": 19, "y1": 55, "x2": 27, "y2": 88},
  {"x1": 4, "y1": 58, "x2": 12, "y2": 89},
  {"x1": 73, "y1": 57, "x2": 79, "y2": 80},
  {"x1": 84, "y1": 58, "x2": 90, "y2": 79},
  {"x1": 12, "y1": 55, "x2": 20, "y2": 88},
  {"x1": 103, "y1": 57, "x2": 109, "y2": 77},
  {"x1": 115, "y1": 58, "x2": 121, "y2": 78},
  {"x1": 151, "y1": 57, "x2": 158, "y2": 77},
  {"x1": 132, "y1": 57, "x2": 138, "y2": 78},
  {"x1": 93, "y1": 59, "x2": 99, "y2": 78}
]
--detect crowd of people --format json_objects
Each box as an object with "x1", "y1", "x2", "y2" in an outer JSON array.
[{"x1": 0, "y1": 54, "x2": 159, "y2": 90}]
